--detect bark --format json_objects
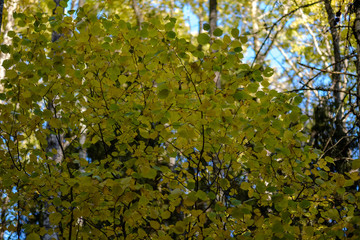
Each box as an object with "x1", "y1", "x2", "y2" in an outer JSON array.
[
  {"x1": 209, "y1": 0, "x2": 220, "y2": 88},
  {"x1": 323, "y1": 0, "x2": 343, "y2": 123},
  {"x1": 251, "y1": 0, "x2": 260, "y2": 54},
  {"x1": 209, "y1": 0, "x2": 217, "y2": 37},
  {"x1": 353, "y1": 0, "x2": 360, "y2": 158},
  {"x1": 78, "y1": 0, "x2": 85, "y2": 8},
  {"x1": 131, "y1": 0, "x2": 143, "y2": 28},
  {"x1": 79, "y1": 123, "x2": 87, "y2": 161},
  {"x1": 198, "y1": 13, "x2": 203, "y2": 36},
  {"x1": 0, "y1": 0, "x2": 4, "y2": 32},
  {"x1": 323, "y1": 0, "x2": 349, "y2": 164},
  {"x1": 70, "y1": 0, "x2": 76, "y2": 10},
  {"x1": 0, "y1": 194, "x2": 9, "y2": 239},
  {"x1": 0, "y1": 0, "x2": 18, "y2": 92},
  {"x1": 170, "y1": 0, "x2": 174, "y2": 17}
]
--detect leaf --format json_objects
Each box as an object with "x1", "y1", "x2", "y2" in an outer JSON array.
[
  {"x1": 231, "y1": 28, "x2": 239, "y2": 38},
  {"x1": 197, "y1": 33, "x2": 210, "y2": 45},
  {"x1": 234, "y1": 47, "x2": 242, "y2": 52},
  {"x1": 161, "y1": 211, "x2": 171, "y2": 219},
  {"x1": 263, "y1": 67, "x2": 274, "y2": 77},
  {"x1": 59, "y1": 1, "x2": 68, "y2": 8},
  {"x1": 174, "y1": 221, "x2": 186, "y2": 234},
  {"x1": 293, "y1": 96, "x2": 303, "y2": 105},
  {"x1": 150, "y1": 220, "x2": 160, "y2": 229},
  {"x1": 165, "y1": 22, "x2": 174, "y2": 31},
  {"x1": 213, "y1": 28, "x2": 223, "y2": 36},
  {"x1": 27, "y1": 233, "x2": 41, "y2": 240},
  {"x1": 352, "y1": 159, "x2": 360, "y2": 169},
  {"x1": 158, "y1": 88, "x2": 170, "y2": 99},
  {"x1": 167, "y1": 31, "x2": 176, "y2": 38},
  {"x1": 49, "y1": 212, "x2": 62, "y2": 225},
  {"x1": 6, "y1": 69, "x2": 17, "y2": 79},
  {"x1": 241, "y1": 182, "x2": 251, "y2": 190},
  {"x1": 203, "y1": 23, "x2": 210, "y2": 31},
  {"x1": 299, "y1": 200, "x2": 311, "y2": 209},
  {"x1": 142, "y1": 166, "x2": 157, "y2": 179},
  {"x1": 1, "y1": 45, "x2": 10, "y2": 53},
  {"x1": 247, "y1": 82, "x2": 259, "y2": 93},
  {"x1": 196, "y1": 190, "x2": 208, "y2": 201}
]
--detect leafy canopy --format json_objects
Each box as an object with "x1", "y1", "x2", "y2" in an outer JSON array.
[{"x1": 1, "y1": 6, "x2": 359, "y2": 240}]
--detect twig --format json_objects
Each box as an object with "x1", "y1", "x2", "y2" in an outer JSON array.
[{"x1": 298, "y1": 62, "x2": 358, "y2": 77}]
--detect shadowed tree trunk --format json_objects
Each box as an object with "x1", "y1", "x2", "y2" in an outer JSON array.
[
  {"x1": 0, "y1": 0, "x2": 4, "y2": 32},
  {"x1": 323, "y1": 0, "x2": 349, "y2": 171},
  {"x1": 353, "y1": 0, "x2": 360, "y2": 156}
]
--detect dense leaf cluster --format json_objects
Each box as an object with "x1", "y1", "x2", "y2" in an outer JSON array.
[{"x1": 1, "y1": 6, "x2": 359, "y2": 240}]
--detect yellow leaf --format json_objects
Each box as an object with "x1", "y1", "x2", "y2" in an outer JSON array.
[{"x1": 150, "y1": 220, "x2": 160, "y2": 230}]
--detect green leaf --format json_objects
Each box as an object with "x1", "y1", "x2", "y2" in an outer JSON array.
[
  {"x1": 158, "y1": 88, "x2": 170, "y2": 99},
  {"x1": 318, "y1": 170, "x2": 328, "y2": 180},
  {"x1": 49, "y1": 212, "x2": 62, "y2": 225},
  {"x1": 352, "y1": 159, "x2": 360, "y2": 169},
  {"x1": 1, "y1": 45, "x2": 10, "y2": 53},
  {"x1": 263, "y1": 67, "x2": 274, "y2": 77},
  {"x1": 165, "y1": 22, "x2": 174, "y2": 31},
  {"x1": 187, "y1": 181, "x2": 195, "y2": 190},
  {"x1": 47, "y1": 0, "x2": 56, "y2": 9},
  {"x1": 299, "y1": 200, "x2": 311, "y2": 209},
  {"x1": 213, "y1": 28, "x2": 223, "y2": 36},
  {"x1": 239, "y1": 35, "x2": 248, "y2": 44},
  {"x1": 167, "y1": 31, "x2": 176, "y2": 38},
  {"x1": 7, "y1": 31, "x2": 15, "y2": 38},
  {"x1": 59, "y1": 1, "x2": 68, "y2": 8},
  {"x1": 284, "y1": 187, "x2": 295, "y2": 195},
  {"x1": 27, "y1": 233, "x2": 41, "y2": 240},
  {"x1": 197, "y1": 33, "x2": 210, "y2": 45},
  {"x1": 247, "y1": 82, "x2": 259, "y2": 93},
  {"x1": 234, "y1": 47, "x2": 242, "y2": 52},
  {"x1": 203, "y1": 23, "x2": 210, "y2": 31},
  {"x1": 2, "y1": 59, "x2": 12, "y2": 69},
  {"x1": 174, "y1": 221, "x2": 186, "y2": 234},
  {"x1": 142, "y1": 166, "x2": 157, "y2": 179},
  {"x1": 196, "y1": 190, "x2": 208, "y2": 201},
  {"x1": 231, "y1": 28, "x2": 239, "y2": 38},
  {"x1": 294, "y1": 96, "x2": 303, "y2": 105}
]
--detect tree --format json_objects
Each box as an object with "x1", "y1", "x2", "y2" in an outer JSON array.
[{"x1": 1, "y1": 1, "x2": 360, "y2": 239}]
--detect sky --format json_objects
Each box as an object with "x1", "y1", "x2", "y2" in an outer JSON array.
[{"x1": 182, "y1": 3, "x2": 285, "y2": 73}]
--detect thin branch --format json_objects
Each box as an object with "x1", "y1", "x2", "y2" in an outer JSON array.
[
  {"x1": 298, "y1": 62, "x2": 358, "y2": 77},
  {"x1": 251, "y1": 0, "x2": 322, "y2": 66}
]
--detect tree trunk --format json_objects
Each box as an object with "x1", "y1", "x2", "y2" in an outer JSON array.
[
  {"x1": 209, "y1": 0, "x2": 220, "y2": 89},
  {"x1": 78, "y1": 0, "x2": 85, "y2": 8},
  {"x1": 131, "y1": 0, "x2": 143, "y2": 28},
  {"x1": 323, "y1": 0, "x2": 349, "y2": 166},
  {"x1": 353, "y1": 0, "x2": 360, "y2": 156},
  {"x1": 0, "y1": 0, "x2": 18, "y2": 91},
  {"x1": 323, "y1": 0, "x2": 343, "y2": 124},
  {"x1": 0, "y1": 194, "x2": 9, "y2": 240},
  {"x1": 0, "y1": 0, "x2": 4, "y2": 32},
  {"x1": 251, "y1": 0, "x2": 260, "y2": 54},
  {"x1": 209, "y1": 0, "x2": 217, "y2": 37}
]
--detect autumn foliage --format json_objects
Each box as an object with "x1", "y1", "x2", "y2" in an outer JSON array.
[{"x1": 0, "y1": 4, "x2": 360, "y2": 240}]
